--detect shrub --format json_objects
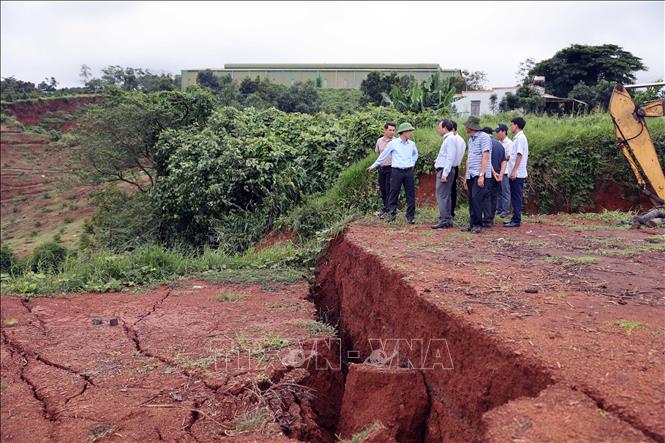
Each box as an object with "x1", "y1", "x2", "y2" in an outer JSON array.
[
  {"x1": 31, "y1": 240, "x2": 69, "y2": 273},
  {"x1": 0, "y1": 244, "x2": 18, "y2": 273}
]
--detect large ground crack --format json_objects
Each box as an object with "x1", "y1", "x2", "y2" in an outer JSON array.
[
  {"x1": 1, "y1": 330, "x2": 55, "y2": 422},
  {"x1": 576, "y1": 386, "x2": 663, "y2": 443},
  {"x1": 133, "y1": 289, "x2": 173, "y2": 326}
]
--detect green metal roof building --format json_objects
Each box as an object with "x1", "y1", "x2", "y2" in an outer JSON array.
[{"x1": 181, "y1": 64, "x2": 461, "y2": 89}]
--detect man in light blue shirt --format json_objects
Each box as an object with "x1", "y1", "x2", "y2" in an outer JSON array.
[
  {"x1": 368, "y1": 122, "x2": 419, "y2": 223},
  {"x1": 462, "y1": 116, "x2": 491, "y2": 233},
  {"x1": 432, "y1": 119, "x2": 456, "y2": 229}
]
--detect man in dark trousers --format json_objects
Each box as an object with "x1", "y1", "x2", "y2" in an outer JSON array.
[
  {"x1": 504, "y1": 117, "x2": 529, "y2": 228},
  {"x1": 450, "y1": 121, "x2": 466, "y2": 218},
  {"x1": 461, "y1": 116, "x2": 491, "y2": 233},
  {"x1": 367, "y1": 122, "x2": 419, "y2": 224},
  {"x1": 431, "y1": 119, "x2": 456, "y2": 229},
  {"x1": 481, "y1": 127, "x2": 506, "y2": 227},
  {"x1": 374, "y1": 122, "x2": 396, "y2": 218}
]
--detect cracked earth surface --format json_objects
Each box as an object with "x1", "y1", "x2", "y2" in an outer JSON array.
[{"x1": 1, "y1": 279, "x2": 336, "y2": 442}]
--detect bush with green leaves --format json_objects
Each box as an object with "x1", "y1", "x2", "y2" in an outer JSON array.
[
  {"x1": 1, "y1": 244, "x2": 18, "y2": 273},
  {"x1": 30, "y1": 240, "x2": 69, "y2": 273},
  {"x1": 90, "y1": 187, "x2": 159, "y2": 251}
]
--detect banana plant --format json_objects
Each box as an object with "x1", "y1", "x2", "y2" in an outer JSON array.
[{"x1": 382, "y1": 74, "x2": 459, "y2": 114}]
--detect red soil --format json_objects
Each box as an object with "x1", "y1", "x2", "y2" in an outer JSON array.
[
  {"x1": 338, "y1": 364, "x2": 429, "y2": 442},
  {"x1": 315, "y1": 217, "x2": 665, "y2": 442},
  {"x1": 255, "y1": 228, "x2": 296, "y2": 252},
  {"x1": 1, "y1": 96, "x2": 98, "y2": 126},
  {"x1": 417, "y1": 173, "x2": 652, "y2": 213},
  {"x1": 1, "y1": 279, "x2": 343, "y2": 442},
  {"x1": 415, "y1": 174, "x2": 438, "y2": 207}
]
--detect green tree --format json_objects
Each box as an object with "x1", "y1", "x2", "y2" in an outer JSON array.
[
  {"x1": 37, "y1": 77, "x2": 58, "y2": 94},
  {"x1": 515, "y1": 57, "x2": 536, "y2": 83},
  {"x1": 278, "y1": 81, "x2": 321, "y2": 114},
  {"x1": 1, "y1": 76, "x2": 37, "y2": 100},
  {"x1": 498, "y1": 87, "x2": 545, "y2": 114},
  {"x1": 80, "y1": 64, "x2": 92, "y2": 84},
  {"x1": 73, "y1": 87, "x2": 216, "y2": 192},
  {"x1": 360, "y1": 71, "x2": 411, "y2": 106},
  {"x1": 196, "y1": 69, "x2": 221, "y2": 91},
  {"x1": 529, "y1": 44, "x2": 646, "y2": 97},
  {"x1": 450, "y1": 70, "x2": 488, "y2": 92},
  {"x1": 489, "y1": 93, "x2": 498, "y2": 113}
]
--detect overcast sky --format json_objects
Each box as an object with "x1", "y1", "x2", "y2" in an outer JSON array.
[{"x1": 2, "y1": 1, "x2": 663, "y2": 88}]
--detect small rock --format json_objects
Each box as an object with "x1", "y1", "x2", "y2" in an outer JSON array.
[
  {"x1": 109, "y1": 318, "x2": 119, "y2": 326},
  {"x1": 525, "y1": 288, "x2": 539, "y2": 293},
  {"x1": 91, "y1": 318, "x2": 102, "y2": 325},
  {"x1": 170, "y1": 392, "x2": 183, "y2": 402}
]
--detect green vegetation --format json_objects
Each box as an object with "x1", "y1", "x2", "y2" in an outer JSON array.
[
  {"x1": 297, "y1": 320, "x2": 337, "y2": 337},
  {"x1": 87, "y1": 424, "x2": 114, "y2": 442},
  {"x1": 216, "y1": 292, "x2": 245, "y2": 303},
  {"x1": 3, "y1": 318, "x2": 18, "y2": 327},
  {"x1": 30, "y1": 240, "x2": 69, "y2": 273},
  {"x1": 605, "y1": 320, "x2": 647, "y2": 335},
  {"x1": 235, "y1": 407, "x2": 271, "y2": 432},
  {"x1": 0, "y1": 244, "x2": 17, "y2": 273},
  {"x1": 3, "y1": 65, "x2": 663, "y2": 299},
  {"x1": 474, "y1": 114, "x2": 665, "y2": 212},
  {"x1": 0, "y1": 242, "x2": 311, "y2": 296},
  {"x1": 339, "y1": 420, "x2": 384, "y2": 443}
]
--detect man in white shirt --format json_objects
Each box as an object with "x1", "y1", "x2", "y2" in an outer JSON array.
[
  {"x1": 494, "y1": 123, "x2": 513, "y2": 217},
  {"x1": 432, "y1": 119, "x2": 456, "y2": 229},
  {"x1": 451, "y1": 121, "x2": 466, "y2": 218},
  {"x1": 504, "y1": 117, "x2": 529, "y2": 228}
]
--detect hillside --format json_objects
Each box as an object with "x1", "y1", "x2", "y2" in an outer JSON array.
[{"x1": 1, "y1": 98, "x2": 103, "y2": 256}]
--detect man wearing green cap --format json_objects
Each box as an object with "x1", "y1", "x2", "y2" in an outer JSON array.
[
  {"x1": 462, "y1": 116, "x2": 491, "y2": 233},
  {"x1": 368, "y1": 122, "x2": 419, "y2": 223}
]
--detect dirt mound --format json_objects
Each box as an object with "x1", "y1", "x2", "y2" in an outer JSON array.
[{"x1": 1, "y1": 96, "x2": 98, "y2": 126}]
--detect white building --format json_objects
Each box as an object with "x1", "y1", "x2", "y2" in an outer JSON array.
[{"x1": 453, "y1": 86, "x2": 519, "y2": 117}]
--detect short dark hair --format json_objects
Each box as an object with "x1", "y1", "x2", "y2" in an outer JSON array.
[
  {"x1": 511, "y1": 117, "x2": 526, "y2": 129},
  {"x1": 439, "y1": 119, "x2": 454, "y2": 131},
  {"x1": 481, "y1": 126, "x2": 493, "y2": 135},
  {"x1": 384, "y1": 122, "x2": 397, "y2": 130},
  {"x1": 451, "y1": 120, "x2": 458, "y2": 131}
]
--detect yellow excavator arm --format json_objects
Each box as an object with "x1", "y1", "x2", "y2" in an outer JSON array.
[{"x1": 609, "y1": 83, "x2": 665, "y2": 205}]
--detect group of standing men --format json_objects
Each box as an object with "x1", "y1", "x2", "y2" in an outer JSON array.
[{"x1": 367, "y1": 116, "x2": 529, "y2": 232}]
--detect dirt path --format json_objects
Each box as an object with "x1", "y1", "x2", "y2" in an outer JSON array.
[
  {"x1": 315, "y1": 215, "x2": 664, "y2": 442},
  {"x1": 1, "y1": 279, "x2": 342, "y2": 442}
]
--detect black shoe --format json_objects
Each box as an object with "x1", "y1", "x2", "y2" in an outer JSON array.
[
  {"x1": 384, "y1": 214, "x2": 396, "y2": 222},
  {"x1": 503, "y1": 222, "x2": 521, "y2": 228},
  {"x1": 471, "y1": 226, "x2": 481, "y2": 234},
  {"x1": 408, "y1": 219, "x2": 416, "y2": 225},
  {"x1": 431, "y1": 222, "x2": 449, "y2": 229},
  {"x1": 460, "y1": 225, "x2": 472, "y2": 232}
]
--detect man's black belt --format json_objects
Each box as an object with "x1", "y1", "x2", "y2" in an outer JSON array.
[{"x1": 392, "y1": 166, "x2": 413, "y2": 171}]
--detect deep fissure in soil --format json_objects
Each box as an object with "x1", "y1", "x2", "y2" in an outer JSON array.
[{"x1": 310, "y1": 235, "x2": 555, "y2": 442}]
